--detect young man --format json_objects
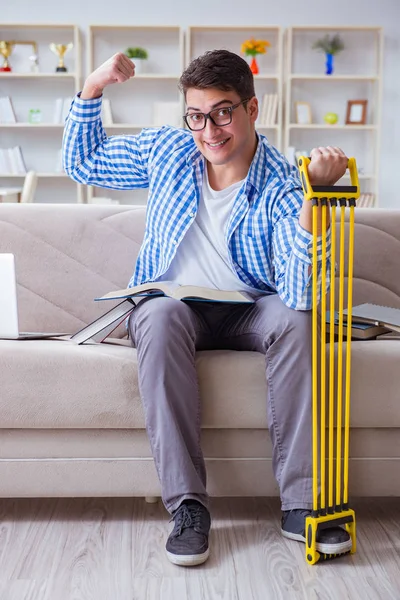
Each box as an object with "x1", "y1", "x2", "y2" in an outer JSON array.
[{"x1": 63, "y1": 49, "x2": 351, "y2": 566}]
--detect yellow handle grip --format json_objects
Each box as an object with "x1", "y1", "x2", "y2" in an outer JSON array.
[{"x1": 297, "y1": 156, "x2": 360, "y2": 201}]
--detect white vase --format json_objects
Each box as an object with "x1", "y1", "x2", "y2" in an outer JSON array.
[{"x1": 130, "y1": 58, "x2": 146, "y2": 75}]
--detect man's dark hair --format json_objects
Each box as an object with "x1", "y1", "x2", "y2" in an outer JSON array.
[{"x1": 179, "y1": 49, "x2": 255, "y2": 101}]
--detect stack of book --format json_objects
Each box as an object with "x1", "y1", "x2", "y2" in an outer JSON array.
[
  {"x1": 357, "y1": 193, "x2": 375, "y2": 208},
  {"x1": 0, "y1": 147, "x2": 27, "y2": 174},
  {"x1": 0, "y1": 96, "x2": 17, "y2": 123},
  {"x1": 259, "y1": 94, "x2": 278, "y2": 126},
  {"x1": 53, "y1": 97, "x2": 74, "y2": 124},
  {"x1": 327, "y1": 303, "x2": 400, "y2": 340}
]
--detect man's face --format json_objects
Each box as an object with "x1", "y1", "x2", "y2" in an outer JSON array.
[{"x1": 185, "y1": 88, "x2": 258, "y2": 167}]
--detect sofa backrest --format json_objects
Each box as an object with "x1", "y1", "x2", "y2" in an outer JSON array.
[
  {"x1": 0, "y1": 204, "x2": 146, "y2": 335},
  {"x1": 0, "y1": 204, "x2": 399, "y2": 334},
  {"x1": 337, "y1": 208, "x2": 400, "y2": 309}
]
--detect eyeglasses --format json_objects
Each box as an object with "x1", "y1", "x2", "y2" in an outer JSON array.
[{"x1": 183, "y1": 98, "x2": 251, "y2": 131}]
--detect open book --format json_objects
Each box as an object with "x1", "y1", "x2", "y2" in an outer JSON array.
[
  {"x1": 96, "y1": 281, "x2": 255, "y2": 304},
  {"x1": 70, "y1": 283, "x2": 254, "y2": 345}
]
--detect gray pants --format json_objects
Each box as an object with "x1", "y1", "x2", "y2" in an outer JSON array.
[{"x1": 128, "y1": 294, "x2": 312, "y2": 514}]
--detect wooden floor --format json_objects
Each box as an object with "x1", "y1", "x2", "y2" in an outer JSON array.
[{"x1": 0, "y1": 497, "x2": 399, "y2": 600}]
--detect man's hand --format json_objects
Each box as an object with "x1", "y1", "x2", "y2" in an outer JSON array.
[
  {"x1": 298, "y1": 146, "x2": 348, "y2": 235},
  {"x1": 307, "y1": 146, "x2": 348, "y2": 186},
  {"x1": 81, "y1": 53, "x2": 135, "y2": 100}
]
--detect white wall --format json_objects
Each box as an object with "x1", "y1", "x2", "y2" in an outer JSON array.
[{"x1": 5, "y1": 0, "x2": 400, "y2": 207}]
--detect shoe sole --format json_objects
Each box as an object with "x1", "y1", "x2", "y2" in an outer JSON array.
[
  {"x1": 166, "y1": 548, "x2": 210, "y2": 567},
  {"x1": 281, "y1": 529, "x2": 353, "y2": 555}
]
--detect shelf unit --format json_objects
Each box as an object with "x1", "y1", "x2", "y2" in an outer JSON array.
[
  {"x1": 186, "y1": 26, "x2": 284, "y2": 151},
  {"x1": 0, "y1": 23, "x2": 83, "y2": 203},
  {"x1": 87, "y1": 25, "x2": 184, "y2": 205},
  {"x1": 284, "y1": 26, "x2": 383, "y2": 204},
  {"x1": 0, "y1": 25, "x2": 385, "y2": 206}
]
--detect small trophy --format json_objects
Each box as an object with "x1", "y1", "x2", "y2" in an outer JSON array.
[
  {"x1": 49, "y1": 42, "x2": 73, "y2": 72},
  {"x1": 29, "y1": 53, "x2": 39, "y2": 73},
  {"x1": 0, "y1": 41, "x2": 13, "y2": 72}
]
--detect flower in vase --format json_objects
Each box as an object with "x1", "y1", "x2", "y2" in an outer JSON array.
[
  {"x1": 312, "y1": 33, "x2": 345, "y2": 56},
  {"x1": 312, "y1": 34, "x2": 344, "y2": 75},
  {"x1": 241, "y1": 38, "x2": 271, "y2": 57},
  {"x1": 241, "y1": 38, "x2": 270, "y2": 75}
]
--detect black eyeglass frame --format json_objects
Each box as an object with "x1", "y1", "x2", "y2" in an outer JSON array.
[{"x1": 183, "y1": 98, "x2": 251, "y2": 131}]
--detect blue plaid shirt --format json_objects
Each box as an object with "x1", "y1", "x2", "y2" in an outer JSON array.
[{"x1": 63, "y1": 95, "x2": 329, "y2": 310}]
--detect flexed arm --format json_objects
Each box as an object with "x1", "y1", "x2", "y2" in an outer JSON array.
[{"x1": 62, "y1": 53, "x2": 154, "y2": 190}]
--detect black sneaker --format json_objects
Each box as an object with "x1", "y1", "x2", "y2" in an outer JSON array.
[
  {"x1": 281, "y1": 509, "x2": 352, "y2": 555},
  {"x1": 166, "y1": 500, "x2": 211, "y2": 566}
]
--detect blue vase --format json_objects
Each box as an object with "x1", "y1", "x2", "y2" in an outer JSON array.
[{"x1": 325, "y1": 53, "x2": 334, "y2": 75}]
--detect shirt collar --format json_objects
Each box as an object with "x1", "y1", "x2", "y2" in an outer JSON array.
[
  {"x1": 246, "y1": 133, "x2": 269, "y2": 195},
  {"x1": 186, "y1": 141, "x2": 202, "y2": 166}
]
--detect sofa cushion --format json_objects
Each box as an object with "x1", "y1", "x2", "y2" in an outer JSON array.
[
  {"x1": 1, "y1": 338, "x2": 399, "y2": 429},
  {"x1": 0, "y1": 339, "x2": 267, "y2": 429}
]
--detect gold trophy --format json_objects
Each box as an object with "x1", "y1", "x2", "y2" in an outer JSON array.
[
  {"x1": 0, "y1": 41, "x2": 13, "y2": 72},
  {"x1": 0, "y1": 40, "x2": 38, "y2": 72},
  {"x1": 49, "y1": 42, "x2": 73, "y2": 72}
]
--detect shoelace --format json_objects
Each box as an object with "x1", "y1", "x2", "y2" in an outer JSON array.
[{"x1": 170, "y1": 504, "x2": 204, "y2": 537}]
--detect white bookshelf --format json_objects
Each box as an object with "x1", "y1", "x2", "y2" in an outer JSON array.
[
  {"x1": 186, "y1": 26, "x2": 284, "y2": 151},
  {"x1": 284, "y1": 26, "x2": 383, "y2": 204},
  {"x1": 0, "y1": 25, "x2": 384, "y2": 206},
  {"x1": 0, "y1": 23, "x2": 84, "y2": 203},
  {"x1": 86, "y1": 25, "x2": 184, "y2": 205}
]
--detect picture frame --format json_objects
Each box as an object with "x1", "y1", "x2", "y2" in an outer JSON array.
[
  {"x1": 345, "y1": 100, "x2": 368, "y2": 125},
  {"x1": 295, "y1": 102, "x2": 312, "y2": 125}
]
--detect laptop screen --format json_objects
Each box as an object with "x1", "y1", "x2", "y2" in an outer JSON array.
[{"x1": 0, "y1": 253, "x2": 20, "y2": 339}]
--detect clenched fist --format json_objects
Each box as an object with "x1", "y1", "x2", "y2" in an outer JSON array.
[
  {"x1": 81, "y1": 53, "x2": 136, "y2": 99},
  {"x1": 307, "y1": 146, "x2": 348, "y2": 187},
  {"x1": 298, "y1": 146, "x2": 348, "y2": 235}
]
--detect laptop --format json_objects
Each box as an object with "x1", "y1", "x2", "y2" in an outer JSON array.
[{"x1": 0, "y1": 254, "x2": 66, "y2": 340}]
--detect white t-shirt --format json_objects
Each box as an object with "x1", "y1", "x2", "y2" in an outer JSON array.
[{"x1": 156, "y1": 168, "x2": 257, "y2": 293}]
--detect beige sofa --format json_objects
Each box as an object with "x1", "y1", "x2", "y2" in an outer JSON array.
[{"x1": 0, "y1": 204, "x2": 399, "y2": 499}]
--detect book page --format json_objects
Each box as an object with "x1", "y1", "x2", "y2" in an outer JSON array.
[
  {"x1": 97, "y1": 281, "x2": 181, "y2": 301},
  {"x1": 174, "y1": 285, "x2": 253, "y2": 303}
]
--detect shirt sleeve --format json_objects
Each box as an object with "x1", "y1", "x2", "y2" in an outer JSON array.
[
  {"x1": 62, "y1": 94, "x2": 161, "y2": 189},
  {"x1": 272, "y1": 171, "x2": 331, "y2": 311}
]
